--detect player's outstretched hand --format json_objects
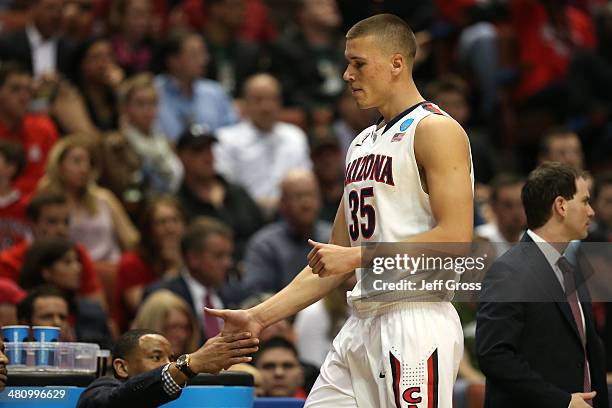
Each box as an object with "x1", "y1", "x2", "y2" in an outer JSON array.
[
  {"x1": 308, "y1": 239, "x2": 360, "y2": 277},
  {"x1": 189, "y1": 332, "x2": 259, "y2": 374},
  {"x1": 205, "y1": 308, "x2": 264, "y2": 338},
  {"x1": 569, "y1": 391, "x2": 596, "y2": 408}
]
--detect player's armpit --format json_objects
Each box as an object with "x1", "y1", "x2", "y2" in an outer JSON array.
[
  {"x1": 413, "y1": 114, "x2": 473, "y2": 243},
  {"x1": 329, "y1": 195, "x2": 351, "y2": 247}
]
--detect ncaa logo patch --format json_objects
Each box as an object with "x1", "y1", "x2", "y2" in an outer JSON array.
[{"x1": 399, "y1": 118, "x2": 414, "y2": 131}]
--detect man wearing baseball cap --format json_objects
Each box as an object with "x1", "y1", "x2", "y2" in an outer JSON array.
[{"x1": 176, "y1": 125, "x2": 263, "y2": 264}]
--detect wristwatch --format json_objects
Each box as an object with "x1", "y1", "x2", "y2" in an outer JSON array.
[{"x1": 175, "y1": 354, "x2": 197, "y2": 378}]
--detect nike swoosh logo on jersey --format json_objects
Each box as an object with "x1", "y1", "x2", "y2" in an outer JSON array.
[{"x1": 361, "y1": 131, "x2": 374, "y2": 144}]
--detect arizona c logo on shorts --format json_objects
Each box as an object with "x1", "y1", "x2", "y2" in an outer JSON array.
[{"x1": 403, "y1": 386, "x2": 422, "y2": 406}]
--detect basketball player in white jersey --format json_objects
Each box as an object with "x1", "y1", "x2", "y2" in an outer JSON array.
[{"x1": 207, "y1": 14, "x2": 473, "y2": 407}]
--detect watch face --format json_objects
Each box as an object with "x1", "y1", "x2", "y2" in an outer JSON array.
[
  {"x1": 176, "y1": 354, "x2": 195, "y2": 377},
  {"x1": 177, "y1": 355, "x2": 187, "y2": 366}
]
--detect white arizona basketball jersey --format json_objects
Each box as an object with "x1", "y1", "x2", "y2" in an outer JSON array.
[{"x1": 344, "y1": 101, "x2": 474, "y2": 314}]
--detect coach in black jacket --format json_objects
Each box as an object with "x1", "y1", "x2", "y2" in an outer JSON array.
[
  {"x1": 476, "y1": 162, "x2": 609, "y2": 408},
  {"x1": 77, "y1": 329, "x2": 258, "y2": 408}
]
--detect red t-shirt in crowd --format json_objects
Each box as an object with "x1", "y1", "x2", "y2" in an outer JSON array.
[
  {"x1": 0, "y1": 241, "x2": 102, "y2": 295},
  {"x1": 0, "y1": 190, "x2": 31, "y2": 251},
  {"x1": 113, "y1": 251, "x2": 158, "y2": 330},
  {"x1": 0, "y1": 114, "x2": 59, "y2": 196},
  {"x1": 511, "y1": 0, "x2": 596, "y2": 101}
]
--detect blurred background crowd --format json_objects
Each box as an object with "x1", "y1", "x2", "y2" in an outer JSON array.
[{"x1": 0, "y1": 0, "x2": 611, "y2": 404}]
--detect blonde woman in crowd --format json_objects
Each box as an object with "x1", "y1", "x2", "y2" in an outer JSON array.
[
  {"x1": 228, "y1": 363, "x2": 265, "y2": 397},
  {"x1": 37, "y1": 135, "x2": 139, "y2": 263},
  {"x1": 131, "y1": 289, "x2": 200, "y2": 357}
]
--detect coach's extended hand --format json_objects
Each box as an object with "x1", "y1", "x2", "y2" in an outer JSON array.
[
  {"x1": 307, "y1": 239, "x2": 361, "y2": 277},
  {"x1": 188, "y1": 332, "x2": 259, "y2": 374}
]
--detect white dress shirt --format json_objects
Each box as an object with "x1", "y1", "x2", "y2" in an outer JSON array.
[
  {"x1": 26, "y1": 24, "x2": 57, "y2": 78},
  {"x1": 475, "y1": 222, "x2": 519, "y2": 258},
  {"x1": 214, "y1": 120, "x2": 312, "y2": 203},
  {"x1": 295, "y1": 300, "x2": 335, "y2": 367},
  {"x1": 181, "y1": 269, "x2": 224, "y2": 328}
]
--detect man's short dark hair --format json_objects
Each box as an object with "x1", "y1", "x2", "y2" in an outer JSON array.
[
  {"x1": 17, "y1": 285, "x2": 70, "y2": 323},
  {"x1": 112, "y1": 329, "x2": 162, "y2": 362},
  {"x1": 253, "y1": 336, "x2": 299, "y2": 365},
  {"x1": 180, "y1": 217, "x2": 233, "y2": 257},
  {"x1": 26, "y1": 191, "x2": 67, "y2": 222},
  {"x1": 522, "y1": 162, "x2": 585, "y2": 229},
  {"x1": 160, "y1": 30, "x2": 201, "y2": 72},
  {"x1": 0, "y1": 62, "x2": 29, "y2": 88},
  {"x1": 0, "y1": 140, "x2": 25, "y2": 180},
  {"x1": 161, "y1": 30, "x2": 189, "y2": 58},
  {"x1": 490, "y1": 173, "x2": 525, "y2": 203}
]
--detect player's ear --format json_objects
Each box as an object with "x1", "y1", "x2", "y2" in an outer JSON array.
[{"x1": 391, "y1": 54, "x2": 403, "y2": 75}]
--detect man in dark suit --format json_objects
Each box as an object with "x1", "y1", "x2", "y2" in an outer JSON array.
[
  {"x1": 0, "y1": 0, "x2": 74, "y2": 78},
  {"x1": 476, "y1": 162, "x2": 609, "y2": 408},
  {"x1": 77, "y1": 328, "x2": 258, "y2": 408},
  {"x1": 143, "y1": 218, "x2": 234, "y2": 342}
]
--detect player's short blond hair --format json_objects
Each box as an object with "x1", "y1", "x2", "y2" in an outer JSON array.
[{"x1": 346, "y1": 14, "x2": 417, "y2": 61}]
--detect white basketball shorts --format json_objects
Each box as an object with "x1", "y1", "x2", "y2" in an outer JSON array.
[{"x1": 304, "y1": 302, "x2": 463, "y2": 408}]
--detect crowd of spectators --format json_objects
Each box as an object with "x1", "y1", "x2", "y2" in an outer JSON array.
[{"x1": 0, "y1": 0, "x2": 611, "y2": 403}]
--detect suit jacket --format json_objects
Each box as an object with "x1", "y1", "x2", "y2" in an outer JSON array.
[
  {"x1": 476, "y1": 234, "x2": 609, "y2": 408},
  {"x1": 144, "y1": 275, "x2": 193, "y2": 309},
  {"x1": 0, "y1": 28, "x2": 74, "y2": 77},
  {"x1": 143, "y1": 275, "x2": 225, "y2": 343},
  {"x1": 76, "y1": 366, "x2": 181, "y2": 408}
]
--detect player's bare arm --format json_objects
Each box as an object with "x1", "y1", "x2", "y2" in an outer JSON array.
[
  {"x1": 410, "y1": 114, "x2": 473, "y2": 243},
  {"x1": 309, "y1": 114, "x2": 474, "y2": 278},
  {"x1": 206, "y1": 198, "x2": 354, "y2": 335}
]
